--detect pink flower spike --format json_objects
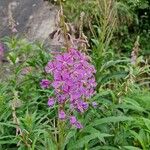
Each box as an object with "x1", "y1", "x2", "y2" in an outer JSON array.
[
  {"x1": 48, "y1": 98, "x2": 55, "y2": 107},
  {"x1": 43, "y1": 48, "x2": 97, "y2": 127}
]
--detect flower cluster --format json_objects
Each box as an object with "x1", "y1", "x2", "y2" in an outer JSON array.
[{"x1": 42, "y1": 48, "x2": 97, "y2": 128}]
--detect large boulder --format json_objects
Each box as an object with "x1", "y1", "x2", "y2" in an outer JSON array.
[{"x1": 0, "y1": 0, "x2": 57, "y2": 43}]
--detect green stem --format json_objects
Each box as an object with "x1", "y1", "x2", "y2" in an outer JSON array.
[
  {"x1": 57, "y1": 119, "x2": 65, "y2": 150},
  {"x1": 59, "y1": 0, "x2": 70, "y2": 51}
]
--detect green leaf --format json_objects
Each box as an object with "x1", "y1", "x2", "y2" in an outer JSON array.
[
  {"x1": 62, "y1": 130, "x2": 76, "y2": 150},
  {"x1": 143, "y1": 118, "x2": 150, "y2": 131},
  {"x1": 116, "y1": 103, "x2": 145, "y2": 112},
  {"x1": 89, "y1": 116, "x2": 133, "y2": 127},
  {"x1": 91, "y1": 146, "x2": 119, "y2": 150},
  {"x1": 129, "y1": 130, "x2": 146, "y2": 150},
  {"x1": 123, "y1": 146, "x2": 142, "y2": 150},
  {"x1": 71, "y1": 132, "x2": 112, "y2": 149}
]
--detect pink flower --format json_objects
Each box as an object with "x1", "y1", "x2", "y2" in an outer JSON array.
[
  {"x1": 75, "y1": 121, "x2": 83, "y2": 129},
  {"x1": 82, "y1": 102, "x2": 89, "y2": 110},
  {"x1": 59, "y1": 110, "x2": 66, "y2": 120},
  {"x1": 45, "y1": 61, "x2": 56, "y2": 73},
  {"x1": 48, "y1": 98, "x2": 55, "y2": 107},
  {"x1": 70, "y1": 116, "x2": 77, "y2": 125},
  {"x1": 70, "y1": 116, "x2": 83, "y2": 129},
  {"x1": 57, "y1": 94, "x2": 68, "y2": 104},
  {"x1": 92, "y1": 102, "x2": 98, "y2": 108},
  {"x1": 40, "y1": 79, "x2": 50, "y2": 89}
]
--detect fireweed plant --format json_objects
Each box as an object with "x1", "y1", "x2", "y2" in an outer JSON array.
[{"x1": 40, "y1": 48, "x2": 97, "y2": 129}]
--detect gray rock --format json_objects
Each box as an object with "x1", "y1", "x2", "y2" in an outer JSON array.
[{"x1": 0, "y1": 0, "x2": 57, "y2": 43}]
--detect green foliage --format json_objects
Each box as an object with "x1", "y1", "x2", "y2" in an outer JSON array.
[
  {"x1": 58, "y1": 0, "x2": 150, "y2": 55},
  {"x1": 0, "y1": 37, "x2": 150, "y2": 149}
]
